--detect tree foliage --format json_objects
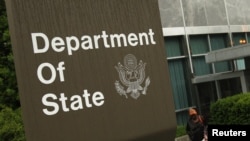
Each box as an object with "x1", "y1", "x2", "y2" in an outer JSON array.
[
  {"x1": 0, "y1": 0, "x2": 20, "y2": 109},
  {"x1": 0, "y1": 1, "x2": 25, "y2": 141},
  {"x1": 0, "y1": 106, "x2": 25, "y2": 141}
]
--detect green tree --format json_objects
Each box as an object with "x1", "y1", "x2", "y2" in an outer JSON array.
[
  {"x1": 0, "y1": 1, "x2": 25, "y2": 140},
  {"x1": 0, "y1": 0, "x2": 20, "y2": 109},
  {"x1": 0, "y1": 107, "x2": 25, "y2": 141}
]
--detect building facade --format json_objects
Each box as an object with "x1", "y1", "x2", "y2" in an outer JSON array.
[{"x1": 158, "y1": 0, "x2": 250, "y2": 125}]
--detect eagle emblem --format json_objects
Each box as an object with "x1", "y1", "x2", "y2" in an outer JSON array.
[{"x1": 114, "y1": 54, "x2": 150, "y2": 99}]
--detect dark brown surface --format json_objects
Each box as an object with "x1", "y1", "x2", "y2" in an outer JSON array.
[{"x1": 5, "y1": 0, "x2": 176, "y2": 140}]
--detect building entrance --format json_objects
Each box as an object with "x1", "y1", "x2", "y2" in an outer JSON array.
[
  {"x1": 196, "y1": 77, "x2": 242, "y2": 115},
  {"x1": 196, "y1": 82, "x2": 217, "y2": 115}
]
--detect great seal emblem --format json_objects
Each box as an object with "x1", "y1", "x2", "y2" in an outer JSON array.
[{"x1": 114, "y1": 54, "x2": 150, "y2": 99}]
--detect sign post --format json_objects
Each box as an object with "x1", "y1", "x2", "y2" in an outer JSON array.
[{"x1": 5, "y1": 0, "x2": 176, "y2": 140}]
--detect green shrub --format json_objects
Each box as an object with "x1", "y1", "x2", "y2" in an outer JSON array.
[
  {"x1": 175, "y1": 125, "x2": 186, "y2": 137},
  {"x1": 0, "y1": 106, "x2": 25, "y2": 141},
  {"x1": 209, "y1": 93, "x2": 250, "y2": 125}
]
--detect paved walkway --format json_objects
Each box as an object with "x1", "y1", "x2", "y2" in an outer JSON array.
[{"x1": 175, "y1": 135, "x2": 190, "y2": 141}]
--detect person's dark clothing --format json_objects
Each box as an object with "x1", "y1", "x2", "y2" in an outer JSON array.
[{"x1": 186, "y1": 115, "x2": 204, "y2": 141}]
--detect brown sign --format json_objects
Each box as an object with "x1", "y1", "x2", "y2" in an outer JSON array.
[{"x1": 5, "y1": 0, "x2": 176, "y2": 140}]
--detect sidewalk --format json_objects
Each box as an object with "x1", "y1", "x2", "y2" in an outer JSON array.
[{"x1": 175, "y1": 135, "x2": 190, "y2": 141}]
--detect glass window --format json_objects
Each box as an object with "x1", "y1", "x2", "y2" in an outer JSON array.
[
  {"x1": 232, "y1": 33, "x2": 246, "y2": 70},
  {"x1": 233, "y1": 33, "x2": 246, "y2": 46},
  {"x1": 192, "y1": 57, "x2": 212, "y2": 76},
  {"x1": 214, "y1": 61, "x2": 231, "y2": 73},
  {"x1": 190, "y1": 35, "x2": 212, "y2": 76},
  {"x1": 168, "y1": 59, "x2": 189, "y2": 109},
  {"x1": 190, "y1": 35, "x2": 208, "y2": 54},
  {"x1": 247, "y1": 33, "x2": 250, "y2": 43},
  {"x1": 210, "y1": 34, "x2": 232, "y2": 73},
  {"x1": 165, "y1": 36, "x2": 193, "y2": 125},
  {"x1": 210, "y1": 34, "x2": 228, "y2": 51},
  {"x1": 164, "y1": 36, "x2": 184, "y2": 57}
]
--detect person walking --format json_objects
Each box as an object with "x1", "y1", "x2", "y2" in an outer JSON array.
[{"x1": 186, "y1": 108, "x2": 205, "y2": 141}]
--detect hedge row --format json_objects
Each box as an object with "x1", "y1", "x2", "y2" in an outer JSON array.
[{"x1": 209, "y1": 93, "x2": 250, "y2": 125}]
